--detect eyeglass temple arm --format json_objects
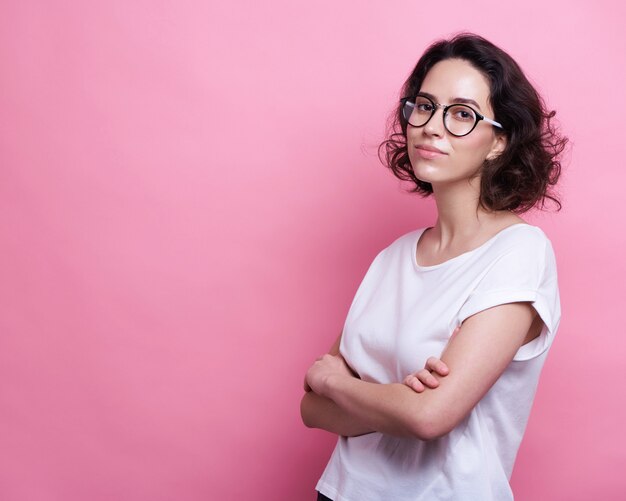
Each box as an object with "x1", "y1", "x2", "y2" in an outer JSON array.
[{"x1": 482, "y1": 116, "x2": 503, "y2": 129}]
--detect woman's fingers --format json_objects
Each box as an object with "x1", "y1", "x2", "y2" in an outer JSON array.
[
  {"x1": 403, "y1": 374, "x2": 426, "y2": 393},
  {"x1": 403, "y1": 357, "x2": 450, "y2": 393},
  {"x1": 425, "y1": 356, "x2": 449, "y2": 376},
  {"x1": 404, "y1": 369, "x2": 438, "y2": 392},
  {"x1": 417, "y1": 368, "x2": 440, "y2": 388}
]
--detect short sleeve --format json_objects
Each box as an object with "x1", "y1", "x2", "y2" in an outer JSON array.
[{"x1": 457, "y1": 235, "x2": 561, "y2": 361}]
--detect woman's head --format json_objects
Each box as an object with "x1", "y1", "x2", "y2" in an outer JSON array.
[{"x1": 380, "y1": 33, "x2": 567, "y2": 212}]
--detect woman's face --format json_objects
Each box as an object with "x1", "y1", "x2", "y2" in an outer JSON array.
[{"x1": 406, "y1": 58, "x2": 506, "y2": 188}]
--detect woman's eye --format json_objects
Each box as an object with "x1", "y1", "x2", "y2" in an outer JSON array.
[
  {"x1": 453, "y1": 109, "x2": 474, "y2": 121},
  {"x1": 417, "y1": 104, "x2": 433, "y2": 112}
]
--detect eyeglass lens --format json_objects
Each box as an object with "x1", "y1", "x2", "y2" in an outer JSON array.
[{"x1": 402, "y1": 96, "x2": 478, "y2": 136}]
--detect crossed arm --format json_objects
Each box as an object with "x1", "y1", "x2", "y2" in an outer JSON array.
[{"x1": 301, "y1": 301, "x2": 542, "y2": 441}]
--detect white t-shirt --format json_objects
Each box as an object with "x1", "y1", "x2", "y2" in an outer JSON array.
[{"x1": 316, "y1": 223, "x2": 561, "y2": 501}]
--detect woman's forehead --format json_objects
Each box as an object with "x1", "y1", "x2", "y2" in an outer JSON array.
[{"x1": 419, "y1": 59, "x2": 491, "y2": 108}]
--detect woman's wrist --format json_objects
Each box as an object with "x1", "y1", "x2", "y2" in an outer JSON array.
[{"x1": 322, "y1": 371, "x2": 354, "y2": 400}]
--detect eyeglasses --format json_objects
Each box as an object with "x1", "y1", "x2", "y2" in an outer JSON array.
[{"x1": 400, "y1": 94, "x2": 504, "y2": 137}]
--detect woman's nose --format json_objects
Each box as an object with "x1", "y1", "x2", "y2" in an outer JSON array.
[{"x1": 423, "y1": 108, "x2": 445, "y2": 137}]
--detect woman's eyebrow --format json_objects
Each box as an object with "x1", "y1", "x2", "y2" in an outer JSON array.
[
  {"x1": 452, "y1": 97, "x2": 482, "y2": 110},
  {"x1": 418, "y1": 92, "x2": 482, "y2": 111}
]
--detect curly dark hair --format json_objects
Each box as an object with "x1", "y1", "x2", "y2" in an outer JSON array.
[{"x1": 379, "y1": 33, "x2": 567, "y2": 213}]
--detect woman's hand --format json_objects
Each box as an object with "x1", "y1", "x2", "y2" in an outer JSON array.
[
  {"x1": 403, "y1": 326, "x2": 458, "y2": 393},
  {"x1": 403, "y1": 357, "x2": 450, "y2": 393},
  {"x1": 305, "y1": 353, "x2": 355, "y2": 397}
]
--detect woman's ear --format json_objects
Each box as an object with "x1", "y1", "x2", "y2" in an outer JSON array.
[{"x1": 487, "y1": 134, "x2": 507, "y2": 161}]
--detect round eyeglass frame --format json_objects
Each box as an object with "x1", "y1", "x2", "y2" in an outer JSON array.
[{"x1": 400, "y1": 95, "x2": 504, "y2": 137}]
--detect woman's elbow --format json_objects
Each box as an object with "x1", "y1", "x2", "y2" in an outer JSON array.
[
  {"x1": 409, "y1": 407, "x2": 457, "y2": 441},
  {"x1": 300, "y1": 392, "x2": 317, "y2": 429},
  {"x1": 300, "y1": 395, "x2": 311, "y2": 427},
  {"x1": 412, "y1": 424, "x2": 449, "y2": 442}
]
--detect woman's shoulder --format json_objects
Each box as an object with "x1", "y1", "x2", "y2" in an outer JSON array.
[
  {"x1": 383, "y1": 227, "x2": 427, "y2": 253},
  {"x1": 492, "y1": 222, "x2": 552, "y2": 251},
  {"x1": 482, "y1": 223, "x2": 557, "y2": 277},
  {"x1": 495, "y1": 222, "x2": 548, "y2": 242},
  {"x1": 360, "y1": 228, "x2": 427, "y2": 270}
]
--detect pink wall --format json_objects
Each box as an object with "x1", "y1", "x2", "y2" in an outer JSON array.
[{"x1": 1, "y1": 1, "x2": 624, "y2": 499}]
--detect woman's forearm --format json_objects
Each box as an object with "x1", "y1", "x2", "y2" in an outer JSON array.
[
  {"x1": 322, "y1": 375, "x2": 435, "y2": 440},
  {"x1": 300, "y1": 391, "x2": 374, "y2": 437},
  {"x1": 306, "y1": 354, "x2": 433, "y2": 439}
]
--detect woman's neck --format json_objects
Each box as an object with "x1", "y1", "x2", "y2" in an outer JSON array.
[{"x1": 429, "y1": 179, "x2": 516, "y2": 249}]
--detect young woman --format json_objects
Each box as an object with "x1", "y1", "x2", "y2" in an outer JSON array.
[{"x1": 301, "y1": 33, "x2": 567, "y2": 501}]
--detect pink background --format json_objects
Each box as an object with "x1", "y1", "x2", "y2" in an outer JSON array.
[{"x1": 1, "y1": 1, "x2": 624, "y2": 499}]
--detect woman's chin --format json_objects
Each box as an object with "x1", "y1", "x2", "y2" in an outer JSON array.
[{"x1": 411, "y1": 166, "x2": 443, "y2": 184}]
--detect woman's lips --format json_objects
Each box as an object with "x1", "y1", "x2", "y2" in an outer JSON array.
[{"x1": 414, "y1": 145, "x2": 447, "y2": 159}]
